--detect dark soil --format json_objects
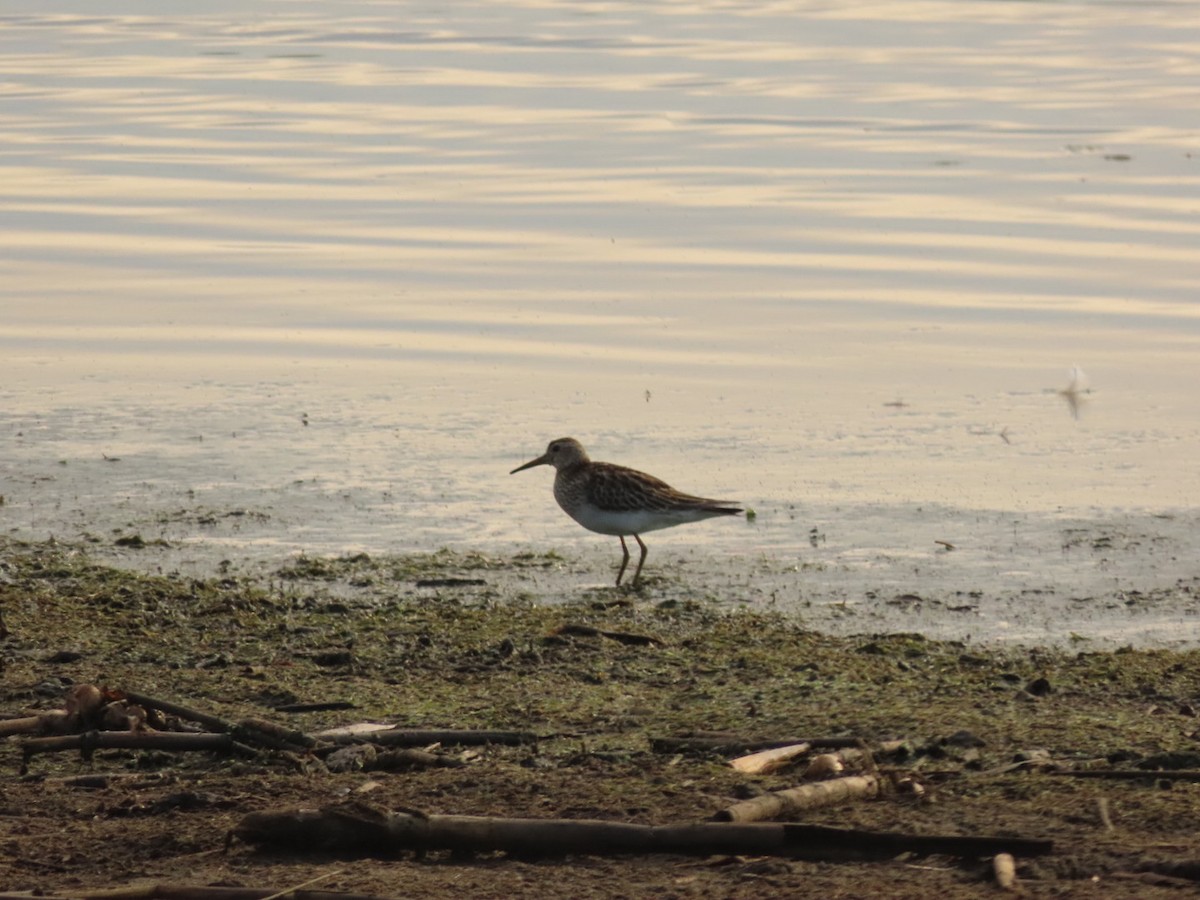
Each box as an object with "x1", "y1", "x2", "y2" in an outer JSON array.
[{"x1": 3, "y1": 538, "x2": 1200, "y2": 898}]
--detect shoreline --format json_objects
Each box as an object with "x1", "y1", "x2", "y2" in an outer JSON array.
[
  {"x1": 5, "y1": 497, "x2": 1197, "y2": 650},
  {"x1": 4, "y1": 536, "x2": 1200, "y2": 898}
]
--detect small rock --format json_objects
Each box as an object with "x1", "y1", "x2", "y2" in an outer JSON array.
[{"x1": 1025, "y1": 676, "x2": 1053, "y2": 696}]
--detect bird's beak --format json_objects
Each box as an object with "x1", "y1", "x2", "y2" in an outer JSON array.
[{"x1": 510, "y1": 452, "x2": 550, "y2": 474}]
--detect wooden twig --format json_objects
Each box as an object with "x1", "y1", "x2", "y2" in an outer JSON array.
[
  {"x1": 729, "y1": 743, "x2": 810, "y2": 775},
  {"x1": 1051, "y1": 769, "x2": 1200, "y2": 782},
  {"x1": 651, "y1": 734, "x2": 865, "y2": 755},
  {"x1": 714, "y1": 774, "x2": 882, "y2": 823},
  {"x1": 21, "y1": 731, "x2": 259, "y2": 767},
  {"x1": 993, "y1": 852, "x2": 1018, "y2": 891},
  {"x1": 0, "y1": 713, "x2": 67, "y2": 737},
  {"x1": 232, "y1": 804, "x2": 1054, "y2": 860},
  {"x1": 256, "y1": 870, "x2": 344, "y2": 900},
  {"x1": 235, "y1": 718, "x2": 317, "y2": 752},
  {"x1": 1096, "y1": 797, "x2": 1114, "y2": 831},
  {"x1": 1139, "y1": 859, "x2": 1200, "y2": 882},
  {"x1": 0, "y1": 887, "x2": 395, "y2": 900},
  {"x1": 118, "y1": 691, "x2": 235, "y2": 733}
]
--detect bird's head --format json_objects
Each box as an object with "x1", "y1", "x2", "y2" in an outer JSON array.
[{"x1": 510, "y1": 437, "x2": 590, "y2": 474}]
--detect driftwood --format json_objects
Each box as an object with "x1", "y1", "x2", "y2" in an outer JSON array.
[
  {"x1": 652, "y1": 734, "x2": 866, "y2": 755},
  {"x1": 324, "y1": 728, "x2": 537, "y2": 748},
  {"x1": 119, "y1": 692, "x2": 316, "y2": 752},
  {"x1": 1139, "y1": 859, "x2": 1200, "y2": 882},
  {"x1": 1051, "y1": 769, "x2": 1200, "y2": 782},
  {"x1": 21, "y1": 731, "x2": 259, "y2": 767},
  {"x1": 993, "y1": 852, "x2": 1018, "y2": 891},
  {"x1": 714, "y1": 774, "x2": 882, "y2": 823},
  {"x1": 729, "y1": 743, "x2": 811, "y2": 774},
  {"x1": 312, "y1": 723, "x2": 394, "y2": 740},
  {"x1": 0, "y1": 887, "x2": 393, "y2": 900},
  {"x1": 372, "y1": 748, "x2": 467, "y2": 770},
  {"x1": 236, "y1": 718, "x2": 317, "y2": 752},
  {"x1": 118, "y1": 691, "x2": 234, "y2": 733},
  {"x1": 232, "y1": 803, "x2": 1053, "y2": 860},
  {"x1": 0, "y1": 713, "x2": 65, "y2": 737}
]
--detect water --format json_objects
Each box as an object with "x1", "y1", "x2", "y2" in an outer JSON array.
[{"x1": 2, "y1": 2, "x2": 1199, "y2": 636}]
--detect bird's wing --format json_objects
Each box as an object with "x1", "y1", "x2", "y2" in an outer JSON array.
[{"x1": 586, "y1": 463, "x2": 726, "y2": 512}]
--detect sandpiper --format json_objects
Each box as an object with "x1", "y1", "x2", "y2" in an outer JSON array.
[{"x1": 510, "y1": 437, "x2": 742, "y2": 586}]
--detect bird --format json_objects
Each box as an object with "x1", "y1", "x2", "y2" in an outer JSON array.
[
  {"x1": 510, "y1": 437, "x2": 742, "y2": 587},
  {"x1": 1058, "y1": 366, "x2": 1090, "y2": 419}
]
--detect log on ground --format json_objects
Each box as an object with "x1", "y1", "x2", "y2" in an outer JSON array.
[{"x1": 232, "y1": 804, "x2": 1053, "y2": 861}]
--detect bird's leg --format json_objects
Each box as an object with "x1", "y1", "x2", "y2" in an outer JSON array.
[
  {"x1": 615, "y1": 535, "x2": 631, "y2": 587},
  {"x1": 630, "y1": 534, "x2": 649, "y2": 586}
]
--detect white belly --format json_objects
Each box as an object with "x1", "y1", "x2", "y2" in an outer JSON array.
[{"x1": 563, "y1": 502, "x2": 721, "y2": 537}]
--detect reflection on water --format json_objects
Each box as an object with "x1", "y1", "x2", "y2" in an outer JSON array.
[{"x1": 1, "y1": 0, "x2": 1199, "y2": 560}]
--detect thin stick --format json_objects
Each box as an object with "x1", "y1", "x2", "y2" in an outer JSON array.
[{"x1": 258, "y1": 870, "x2": 345, "y2": 900}]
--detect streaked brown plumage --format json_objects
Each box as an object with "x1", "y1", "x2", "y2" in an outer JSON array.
[{"x1": 511, "y1": 437, "x2": 742, "y2": 586}]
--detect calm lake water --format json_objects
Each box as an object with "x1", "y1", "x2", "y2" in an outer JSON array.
[{"x1": 2, "y1": 1, "x2": 1199, "y2": 571}]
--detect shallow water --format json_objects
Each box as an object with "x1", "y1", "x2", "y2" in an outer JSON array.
[{"x1": 2, "y1": 2, "x2": 1199, "y2": 641}]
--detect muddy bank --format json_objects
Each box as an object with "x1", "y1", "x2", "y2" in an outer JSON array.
[
  {"x1": 17, "y1": 499, "x2": 1200, "y2": 648},
  {"x1": 3, "y1": 539, "x2": 1200, "y2": 898}
]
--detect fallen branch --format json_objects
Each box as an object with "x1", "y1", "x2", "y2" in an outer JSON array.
[
  {"x1": 371, "y1": 748, "x2": 467, "y2": 770},
  {"x1": 651, "y1": 734, "x2": 866, "y2": 755},
  {"x1": 235, "y1": 718, "x2": 317, "y2": 753},
  {"x1": 1139, "y1": 859, "x2": 1200, "y2": 882},
  {"x1": 729, "y1": 743, "x2": 810, "y2": 775},
  {"x1": 21, "y1": 731, "x2": 259, "y2": 768},
  {"x1": 0, "y1": 886, "x2": 393, "y2": 900},
  {"x1": 117, "y1": 691, "x2": 319, "y2": 753},
  {"x1": 0, "y1": 712, "x2": 68, "y2": 738},
  {"x1": 714, "y1": 774, "x2": 882, "y2": 823},
  {"x1": 117, "y1": 691, "x2": 235, "y2": 733},
  {"x1": 232, "y1": 803, "x2": 1053, "y2": 860},
  {"x1": 1050, "y1": 769, "x2": 1200, "y2": 782}
]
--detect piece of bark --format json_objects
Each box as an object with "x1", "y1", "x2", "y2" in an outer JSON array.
[
  {"x1": 729, "y1": 743, "x2": 811, "y2": 774},
  {"x1": 232, "y1": 803, "x2": 1054, "y2": 860},
  {"x1": 652, "y1": 735, "x2": 865, "y2": 755},
  {"x1": 714, "y1": 774, "x2": 882, "y2": 823},
  {"x1": 993, "y1": 852, "x2": 1018, "y2": 890}
]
